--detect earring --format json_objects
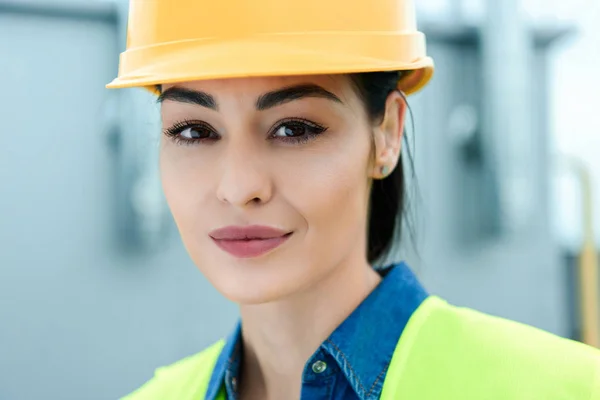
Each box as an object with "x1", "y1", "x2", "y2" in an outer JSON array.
[{"x1": 380, "y1": 165, "x2": 390, "y2": 177}]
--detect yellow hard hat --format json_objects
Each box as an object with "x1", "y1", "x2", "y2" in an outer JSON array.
[{"x1": 107, "y1": 0, "x2": 434, "y2": 95}]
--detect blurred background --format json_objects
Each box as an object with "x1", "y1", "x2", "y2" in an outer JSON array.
[{"x1": 1, "y1": 0, "x2": 599, "y2": 398}]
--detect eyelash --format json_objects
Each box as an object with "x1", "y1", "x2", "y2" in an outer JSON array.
[
  {"x1": 162, "y1": 118, "x2": 328, "y2": 146},
  {"x1": 163, "y1": 120, "x2": 216, "y2": 146}
]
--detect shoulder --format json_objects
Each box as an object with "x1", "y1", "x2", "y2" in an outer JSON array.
[
  {"x1": 120, "y1": 340, "x2": 225, "y2": 400},
  {"x1": 432, "y1": 297, "x2": 599, "y2": 362},
  {"x1": 402, "y1": 297, "x2": 600, "y2": 399}
]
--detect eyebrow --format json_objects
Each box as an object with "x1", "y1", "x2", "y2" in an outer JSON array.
[
  {"x1": 156, "y1": 84, "x2": 342, "y2": 111},
  {"x1": 255, "y1": 84, "x2": 343, "y2": 110},
  {"x1": 157, "y1": 87, "x2": 218, "y2": 110}
]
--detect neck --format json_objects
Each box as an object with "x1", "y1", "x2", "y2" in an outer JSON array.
[{"x1": 238, "y1": 257, "x2": 381, "y2": 400}]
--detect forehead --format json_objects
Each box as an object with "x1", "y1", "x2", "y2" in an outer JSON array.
[{"x1": 161, "y1": 74, "x2": 358, "y2": 103}]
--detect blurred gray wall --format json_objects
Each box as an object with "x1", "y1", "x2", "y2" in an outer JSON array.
[
  {"x1": 403, "y1": 23, "x2": 570, "y2": 335},
  {"x1": 0, "y1": 3, "x2": 237, "y2": 399},
  {"x1": 0, "y1": 1, "x2": 573, "y2": 399}
]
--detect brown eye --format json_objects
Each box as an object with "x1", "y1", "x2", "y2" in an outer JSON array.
[
  {"x1": 163, "y1": 120, "x2": 220, "y2": 145},
  {"x1": 273, "y1": 123, "x2": 309, "y2": 138},
  {"x1": 180, "y1": 126, "x2": 213, "y2": 139},
  {"x1": 270, "y1": 120, "x2": 327, "y2": 145}
]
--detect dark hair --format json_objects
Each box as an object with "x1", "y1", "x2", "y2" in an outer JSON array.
[{"x1": 349, "y1": 71, "x2": 415, "y2": 265}]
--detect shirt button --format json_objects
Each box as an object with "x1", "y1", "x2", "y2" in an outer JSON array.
[
  {"x1": 231, "y1": 377, "x2": 238, "y2": 391},
  {"x1": 312, "y1": 360, "x2": 327, "y2": 374}
]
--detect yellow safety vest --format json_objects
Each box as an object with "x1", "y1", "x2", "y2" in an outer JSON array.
[{"x1": 122, "y1": 297, "x2": 600, "y2": 399}]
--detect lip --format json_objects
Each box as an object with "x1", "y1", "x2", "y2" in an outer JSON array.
[{"x1": 209, "y1": 225, "x2": 292, "y2": 258}]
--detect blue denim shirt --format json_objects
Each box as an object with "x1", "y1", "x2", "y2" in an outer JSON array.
[{"x1": 205, "y1": 263, "x2": 429, "y2": 400}]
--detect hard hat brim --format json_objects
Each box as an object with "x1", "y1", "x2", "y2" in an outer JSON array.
[{"x1": 106, "y1": 33, "x2": 434, "y2": 95}]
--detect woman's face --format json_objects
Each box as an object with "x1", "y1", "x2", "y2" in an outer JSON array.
[{"x1": 159, "y1": 74, "x2": 399, "y2": 304}]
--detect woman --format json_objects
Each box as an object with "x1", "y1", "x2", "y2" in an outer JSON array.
[{"x1": 108, "y1": 0, "x2": 600, "y2": 399}]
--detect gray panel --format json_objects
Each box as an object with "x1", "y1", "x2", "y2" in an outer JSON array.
[
  {"x1": 403, "y1": 28, "x2": 568, "y2": 337},
  {"x1": 0, "y1": 0, "x2": 117, "y2": 21},
  {"x1": 0, "y1": 11, "x2": 237, "y2": 400}
]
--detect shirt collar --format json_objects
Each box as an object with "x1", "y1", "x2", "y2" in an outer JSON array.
[
  {"x1": 204, "y1": 322, "x2": 241, "y2": 400},
  {"x1": 318, "y1": 262, "x2": 428, "y2": 398},
  {"x1": 205, "y1": 262, "x2": 428, "y2": 400}
]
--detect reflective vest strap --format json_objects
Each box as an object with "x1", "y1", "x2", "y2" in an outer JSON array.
[
  {"x1": 381, "y1": 296, "x2": 600, "y2": 399},
  {"x1": 123, "y1": 297, "x2": 600, "y2": 399},
  {"x1": 592, "y1": 361, "x2": 600, "y2": 399},
  {"x1": 121, "y1": 340, "x2": 225, "y2": 400}
]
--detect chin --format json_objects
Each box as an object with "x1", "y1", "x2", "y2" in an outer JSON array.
[
  {"x1": 214, "y1": 274, "x2": 299, "y2": 305},
  {"x1": 196, "y1": 254, "x2": 313, "y2": 305}
]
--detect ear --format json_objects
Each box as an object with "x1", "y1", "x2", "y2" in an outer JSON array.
[{"x1": 370, "y1": 91, "x2": 407, "y2": 179}]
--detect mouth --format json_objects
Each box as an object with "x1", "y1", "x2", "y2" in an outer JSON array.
[{"x1": 209, "y1": 225, "x2": 293, "y2": 259}]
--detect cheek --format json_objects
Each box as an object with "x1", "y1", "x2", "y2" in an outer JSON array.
[
  {"x1": 159, "y1": 140, "x2": 214, "y2": 235},
  {"x1": 280, "y1": 130, "x2": 372, "y2": 262},
  {"x1": 160, "y1": 144, "x2": 188, "y2": 213}
]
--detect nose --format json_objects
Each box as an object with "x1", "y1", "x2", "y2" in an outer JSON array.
[{"x1": 216, "y1": 140, "x2": 273, "y2": 208}]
